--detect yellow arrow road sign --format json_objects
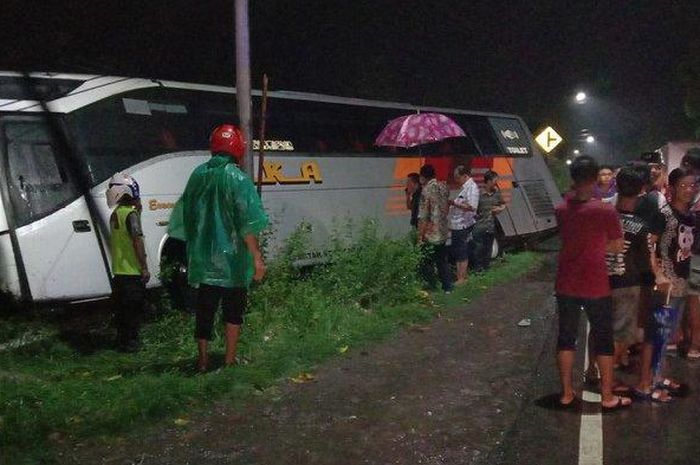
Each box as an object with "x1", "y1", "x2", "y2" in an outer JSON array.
[{"x1": 535, "y1": 127, "x2": 563, "y2": 153}]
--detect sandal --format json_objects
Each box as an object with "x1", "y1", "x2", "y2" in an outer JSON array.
[
  {"x1": 601, "y1": 395, "x2": 632, "y2": 413},
  {"x1": 656, "y1": 378, "x2": 689, "y2": 397},
  {"x1": 651, "y1": 389, "x2": 673, "y2": 403},
  {"x1": 632, "y1": 388, "x2": 673, "y2": 403}
]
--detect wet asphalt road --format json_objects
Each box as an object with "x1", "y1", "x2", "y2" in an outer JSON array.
[
  {"x1": 62, "y1": 253, "x2": 700, "y2": 465},
  {"x1": 490, "y1": 254, "x2": 700, "y2": 465},
  {"x1": 493, "y1": 336, "x2": 700, "y2": 465}
]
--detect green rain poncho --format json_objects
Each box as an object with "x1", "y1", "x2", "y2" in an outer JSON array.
[{"x1": 169, "y1": 155, "x2": 269, "y2": 288}]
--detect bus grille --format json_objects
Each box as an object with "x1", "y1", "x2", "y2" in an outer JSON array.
[{"x1": 522, "y1": 181, "x2": 555, "y2": 217}]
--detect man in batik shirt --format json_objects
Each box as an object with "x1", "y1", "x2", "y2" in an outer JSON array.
[{"x1": 417, "y1": 164, "x2": 452, "y2": 293}]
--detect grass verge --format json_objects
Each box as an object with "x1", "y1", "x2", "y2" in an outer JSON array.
[{"x1": 0, "y1": 223, "x2": 542, "y2": 464}]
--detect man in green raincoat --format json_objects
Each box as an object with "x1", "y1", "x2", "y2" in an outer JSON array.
[{"x1": 173, "y1": 124, "x2": 268, "y2": 372}]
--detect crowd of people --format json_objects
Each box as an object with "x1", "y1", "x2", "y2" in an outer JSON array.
[
  {"x1": 555, "y1": 148, "x2": 700, "y2": 412},
  {"x1": 405, "y1": 164, "x2": 506, "y2": 294},
  {"x1": 102, "y1": 119, "x2": 700, "y2": 401}
]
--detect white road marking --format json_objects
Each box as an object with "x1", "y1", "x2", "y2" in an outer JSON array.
[
  {"x1": 579, "y1": 322, "x2": 604, "y2": 465},
  {"x1": 579, "y1": 411, "x2": 603, "y2": 465}
]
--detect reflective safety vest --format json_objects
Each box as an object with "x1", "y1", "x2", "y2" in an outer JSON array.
[{"x1": 110, "y1": 205, "x2": 141, "y2": 276}]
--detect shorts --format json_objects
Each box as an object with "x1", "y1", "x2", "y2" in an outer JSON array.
[
  {"x1": 556, "y1": 295, "x2": 614, "y2": 356},
  {"x1": 195, "y1": 284, "x2": 248, "y2": 340},
  {"x1": 611, "y1": 286, "x2": 640, "y2": 345},
  {"x1": 450, "y1": 227, "x2": 473, "y2": 262}
]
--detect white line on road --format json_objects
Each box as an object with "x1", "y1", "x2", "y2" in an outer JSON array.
[{"x1": 579, "y1": 322, "x2": 603, "y2": 465}]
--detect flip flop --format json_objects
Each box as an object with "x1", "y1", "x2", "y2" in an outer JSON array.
[{"x1": 601, "y1": 395, "x2": 632, "y2": 413}]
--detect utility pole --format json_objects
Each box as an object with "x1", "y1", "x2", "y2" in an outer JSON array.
[{"x1": 235, "y1": 0, "x2": 253, "y2": 175}]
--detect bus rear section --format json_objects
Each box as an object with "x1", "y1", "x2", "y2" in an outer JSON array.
[{"x1": 381, "y1": 111, "x2": 561, "y2": 245}]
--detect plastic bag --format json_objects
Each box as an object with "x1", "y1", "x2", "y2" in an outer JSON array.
[
  {"x1": 169, "y1": 155, "x2": 268, "y2": 288},
  {"x1": 650, "y1": 287, "x2": 680, "y2": 381}
]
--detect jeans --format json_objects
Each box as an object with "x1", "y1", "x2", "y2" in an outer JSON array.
[
  {"x1": 420, "y1": 242, "x2": 452, "y2": 292},
  {"x1": 470, "y1": 228, "x2": 495, "y2": 272}
]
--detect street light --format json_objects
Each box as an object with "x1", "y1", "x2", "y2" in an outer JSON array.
[
  {"x1": 566, "y1": 159, "x2": 572, "y2": 165},
  {"x1": 575, "y1": 91, "x2": 587, "y2": 104},
  {"x1": 573, "y1": 149, "x2": 580, "y2": 155},
  {"x1": 586, "y1": 135, "x2": 595, "y2": 144}
]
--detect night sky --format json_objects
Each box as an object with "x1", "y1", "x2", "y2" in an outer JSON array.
[{"x1": 2, "y1": 0, "x2": 698, "y2": 160}]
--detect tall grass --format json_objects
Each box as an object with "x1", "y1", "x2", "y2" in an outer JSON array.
[{"x1": 0, "y1": 221, "x2": 540, "y2": 464}]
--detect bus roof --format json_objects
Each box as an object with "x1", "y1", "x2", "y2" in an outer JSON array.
[{"x1": 0, "y1": 71, "x2": 521, "y2": 120}]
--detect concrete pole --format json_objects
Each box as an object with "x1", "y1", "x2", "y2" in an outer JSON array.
[{"x1": 235, "y1": 0, "x2": 253, "y2": 175}]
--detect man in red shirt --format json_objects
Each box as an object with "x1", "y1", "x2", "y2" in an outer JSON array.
[{"x1": 555, "y1": 155, "x2": 631, "y2": 412}]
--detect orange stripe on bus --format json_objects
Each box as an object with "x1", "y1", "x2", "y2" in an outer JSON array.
[
  {"x1": 386, "y1": 158, "x2": 420, "y2": 215},
  {"x1": 492, "y1": 157, "x2": 514, "y2": 191},
  {"x1": 393, "y1": 157, "x2": 423, "y2": 180}
]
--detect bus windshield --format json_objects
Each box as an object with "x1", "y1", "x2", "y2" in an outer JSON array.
[{"x1": 64, "y1": 87, "x2": 236, "y2": 185}]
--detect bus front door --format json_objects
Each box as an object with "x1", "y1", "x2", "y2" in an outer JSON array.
[{"x1": 0, "y1": 117, "x2": 111, "y2": 301}]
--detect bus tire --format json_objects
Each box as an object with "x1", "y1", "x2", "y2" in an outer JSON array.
[{"x1": 160, "y1": 239, "x2": 196, "y2": 313}]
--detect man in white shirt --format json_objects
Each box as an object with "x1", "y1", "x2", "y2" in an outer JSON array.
[{"x1": 448, "y1": 165, "x2": 479, "y2": 284}]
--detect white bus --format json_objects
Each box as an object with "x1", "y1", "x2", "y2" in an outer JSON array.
[{"x1": 0, "y1": 72, "x2": 561, "y2": 303}]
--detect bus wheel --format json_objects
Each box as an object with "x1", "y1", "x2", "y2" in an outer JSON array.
[
  {"x1": 491, "y1": 237, "x2": 501, "y2": 260},
  {"x1": 160, "y1": 240, "x2": 196, "y2": 313}
]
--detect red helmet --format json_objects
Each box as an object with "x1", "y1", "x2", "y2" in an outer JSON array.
[{"x1": 210, "y1": 124, "x2": 245, "y2": 160}]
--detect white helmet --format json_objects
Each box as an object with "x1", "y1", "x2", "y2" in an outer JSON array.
[{"x1": 106, "y1": 172, "x2": 141, "y2": 208}]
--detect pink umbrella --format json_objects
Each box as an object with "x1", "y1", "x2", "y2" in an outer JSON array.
[{"x1": 374, "y1": 112, "x2": 466, "y2": 148}]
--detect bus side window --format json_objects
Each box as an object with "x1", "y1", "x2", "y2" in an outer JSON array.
[{"x1": 5, "y1": 122, "x2": 78, "y2": 226}]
